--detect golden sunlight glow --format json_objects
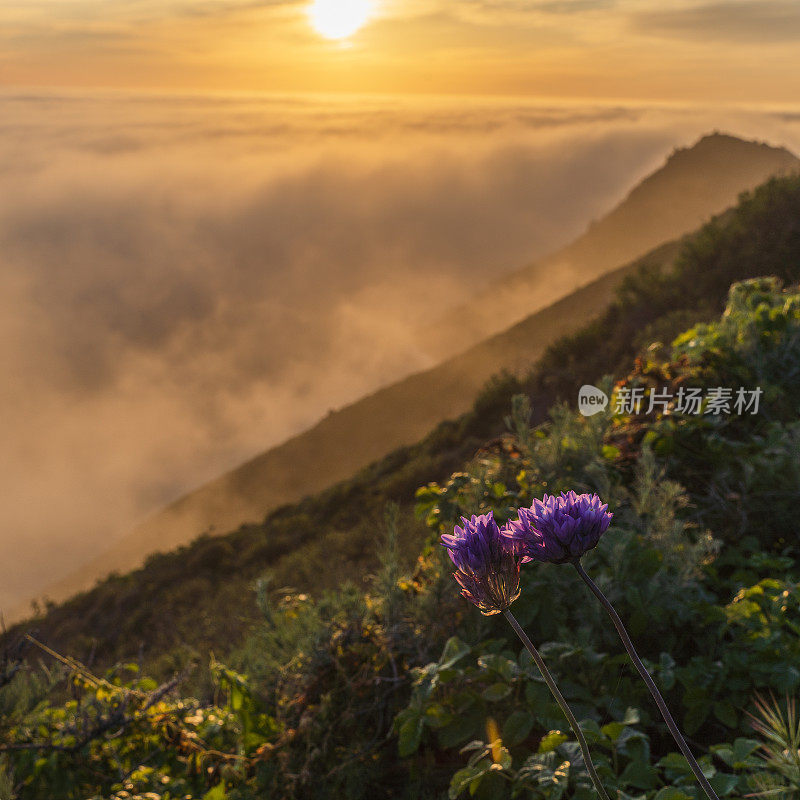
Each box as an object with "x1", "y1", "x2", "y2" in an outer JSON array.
[{"x1": 308, "y1": 0, "x2": 373, "y2": 40}]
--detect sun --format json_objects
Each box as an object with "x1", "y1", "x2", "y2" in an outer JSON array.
[{"x1": 308, "y1": 0, "x2": 373, "y2": 40}]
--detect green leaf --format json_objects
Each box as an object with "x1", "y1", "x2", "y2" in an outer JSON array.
[
  {"x1": 653, "y1": 788, "x2": 693, "y2": 800},
  {"x1": 473, "y1": 770, "x2": 507, "y2": 800},
  {"x1": 658, "y1": 753, "x2": 694, "y2": 780},
  {"x1": 525, "y1": 680, "x2": 550, "y2": 710},
  {"x1": 601, "y1": 721, "x2": 627, "y2": 742},
  {"x1": 490, "y1": 482, "x2": 507, "y2": 499},
  {"x1": 709, "y1": 772, "x2": 740, "y2": 796},
  {"x1": 482, "y1": 683, "x2": 512, "y2": 702},
  {"x1": 538, "y1": 730, "x2": 568, "y2": 753},
  {"x1": 440, "y1": 637, "x2": 471, "y2": 670},
  {"x1": 711, "y1": 737, "x2": 763, "y2": 770},
  {"x1": 620, "y1": 760, "x2": 658, "y2": 790},
  {"x1": 502, "y1": 711, "x2": 535, "y2": 747},
  {"x1": 230, "y1": 684, "x2": 244, "y2": 712},
  {"x1": 731, "y1": 737, "x2": 762, "y2": 765},
  {"x1": 204, "y1": 785, "x2": 228, "y2": 800},
  {"x1": 659, "y1": 653, "x2": 676, "y2": 691},
  {"x1": 398, "y1": 713, "x2": 424, "y2": 757},
  {"x1": 424, "y1": 703, "x2": 454, "y2": 729},
  {"x1": 449, "y1": 764, "x2": 490, "y2": 799},
  {"x1": 489, "y1": 655, "x2": 520, "y2": 682},
  {"x1": 437, "y1": 668, "x2": 461, "y2": 685},
  {"x1": 621, "y1": 731, "x2": 651, "y2": 764},
  {"x1": 438, "y1": 708, "x2": 484, "y2": 749},
  {"x1": 713, "y1": 701, "x2": 738, "y2": 729},
  {"x1": 683, "y1": 701, "x2": 710, "y2": 735},
  {"x1": 578, "y1": 718, "x2": 604, "y2": 744}
]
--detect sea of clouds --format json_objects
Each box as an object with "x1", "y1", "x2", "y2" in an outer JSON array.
[{"x1": 2, "y1": 91, "x2": 800, "y2": 615}]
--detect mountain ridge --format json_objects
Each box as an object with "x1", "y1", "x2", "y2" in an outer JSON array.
[{"x1": 419, "y1": 132, "x2": 800, "y2": 359}]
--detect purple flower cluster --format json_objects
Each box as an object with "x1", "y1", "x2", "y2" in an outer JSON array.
[
  {"x1": 439, "y1": 492, "x2": 717, "y2": 800},
  {"x1": 441, "y1": 512, "x2": 521, "y2": 615},
  {"x1": 441, "y1": 493, "x2": 612, "y2": 613},
  {"x1": 503, "y1": 491, "x2": 613, "y2": 565}
]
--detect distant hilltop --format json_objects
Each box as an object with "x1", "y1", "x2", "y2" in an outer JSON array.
[
  {"x1": 419, "y1": 133, "x2": 800, "y2": 360},
  {"x1": 14, "y1": 132, "x2": 798, "y2": 624}
]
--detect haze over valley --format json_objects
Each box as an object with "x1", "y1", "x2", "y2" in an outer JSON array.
[{"x1": 3, "y1": 92, "x2": 800, "y2": 617}]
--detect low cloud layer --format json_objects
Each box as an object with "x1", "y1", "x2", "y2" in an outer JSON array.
[
  {"x1": 631, "y1": 1, "x2": 800, "y2": 43},
  {"x1": 2, "y1": 93, "x2": 800, "y2": 615}
]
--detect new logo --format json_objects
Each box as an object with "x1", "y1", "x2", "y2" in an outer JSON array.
[{"x1": 578, "y1": 384, "x2": 609, "y2": 417}]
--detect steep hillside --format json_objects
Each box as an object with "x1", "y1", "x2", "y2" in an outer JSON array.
[
  {"x1": 30, "y1": 249, "x2": 667, "y2": 620},
  {"x1": 421, "y1": 132, "x2": 799, "y2": 358},
  {"x1": 21, "y1": 134, "x2": 796, "y2": 620},
  {"x1": 8, "y1": 172, "x2": 800, "y2": 672}
]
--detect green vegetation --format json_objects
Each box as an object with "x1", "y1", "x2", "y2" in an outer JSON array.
[{"x1": 2, "y1": 174, "x2": 800, "y2": 799}]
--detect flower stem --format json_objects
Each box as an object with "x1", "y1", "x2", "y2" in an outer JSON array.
[
  {"x1": 572, "y1": 560, "x2": 720, "y2": 800},
  {"x1": 503, "y1": 608, "x2": 611, "y2": 800}
]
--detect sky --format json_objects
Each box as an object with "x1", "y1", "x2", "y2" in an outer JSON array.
[{"x1": 2, "y1": 0, "x2": 800, "y2": 102}]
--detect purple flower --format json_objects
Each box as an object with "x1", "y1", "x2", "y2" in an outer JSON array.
[
  {"x1": 441, "y1": 512, "x2": 521, "y2": 615},
  {"x1": 502, "y1": 491, "x2": 612, "y2": 564}
]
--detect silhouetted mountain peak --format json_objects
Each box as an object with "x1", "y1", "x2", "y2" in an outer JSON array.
[
  {"x1": 670, "y1": 131, "x2": 794, "y2": 162},
  {"x1": 620, "y1": 132, "x2": 797, "y2": 211},
  {"x1": 418, "y1": 133, "x2": 798, "y2": 362}
]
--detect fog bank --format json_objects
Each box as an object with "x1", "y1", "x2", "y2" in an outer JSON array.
[{"x1": 2, "y1": 92, "x2": 800, "y2": 615}]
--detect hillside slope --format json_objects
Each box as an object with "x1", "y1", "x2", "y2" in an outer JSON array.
[
  {"x1": 27, "y1": 243, "x2": 680, "y2": 623},
  {"x1": 421, "y1": 132, "x2": 799, "y2": 358},
  {"x1": 20, "y1": 134, "x2": 797, "y2": 622},
  {"x1": 8, "y1": 172, "x2": 800, "y2": 670}
]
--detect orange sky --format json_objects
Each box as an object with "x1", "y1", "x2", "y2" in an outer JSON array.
[{"x1": 3, "y1": 0, "x2": 800, "y2": 102}]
